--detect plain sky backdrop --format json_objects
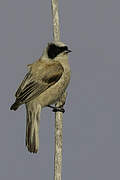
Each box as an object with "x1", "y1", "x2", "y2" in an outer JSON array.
[{"x1": 0, "y1": 0, "x2": 120, "y2": 179}]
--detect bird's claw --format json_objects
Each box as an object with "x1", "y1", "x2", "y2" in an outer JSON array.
[
  {"x1": 52, "y1": 107, "x2": 65, "y2": 113},
  {"x1": 48, "y1": 105, "x2": 65, "y2": 113}
]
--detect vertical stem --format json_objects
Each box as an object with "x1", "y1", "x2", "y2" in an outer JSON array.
[
  {"x1": 51, "y1": 0, "x2": 63, "y2": 180},
  {"x1": 51, "y1": 0, "x2": 60, "y2": 41},
  {"x1": 54, "y1": 109, "x2": 63, "y2": 180}
]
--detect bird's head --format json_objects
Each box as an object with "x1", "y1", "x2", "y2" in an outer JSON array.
[{"x1": 42, "y1": 41, "x2": 71, "y2": 60}]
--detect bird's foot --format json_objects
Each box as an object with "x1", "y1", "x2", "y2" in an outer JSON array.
[
  {"x1": 52, "y1": 107, "x2": 65, "y2": 113},
  {"x1": 48, "y1": 105, "x2": 65, "y2": 113}
]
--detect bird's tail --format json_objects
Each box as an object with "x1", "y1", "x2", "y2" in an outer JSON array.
[
  {"x1": 25, "y1": 102, "x2": 41, "y2": 153},
  {"x1": 10, "y1": 101, "x2": 20, "y2": 111}
]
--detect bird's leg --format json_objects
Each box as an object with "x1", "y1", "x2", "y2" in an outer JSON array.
[
  {"x1": 48, "y1": 105, "x2": 55, "y2": 109},
  {"x1": 53, "y1": 106, "x2": 65, "y2": 113},
  {"x1": 47, "y1": 105, "x2": 65, "y2": 113}
]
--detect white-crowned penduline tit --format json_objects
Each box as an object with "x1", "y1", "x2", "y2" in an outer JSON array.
[{"x1": 10, "y1": 41, "x2": 71, "y2": 153}]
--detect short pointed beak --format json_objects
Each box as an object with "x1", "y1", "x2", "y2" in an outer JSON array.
[{"x1": 66, "y1": 50, "x2": 72, "y2": 53}]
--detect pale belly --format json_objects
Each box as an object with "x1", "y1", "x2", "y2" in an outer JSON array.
[{"x1": 36, "y1": 71, "x2": 70, "y2": 107}]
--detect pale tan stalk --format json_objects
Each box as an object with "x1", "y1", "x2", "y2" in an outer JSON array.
[{"x1": 51, "y1": 0, "x2": 64, "y2": 179}]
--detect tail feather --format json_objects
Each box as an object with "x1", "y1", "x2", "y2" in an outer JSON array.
[
  {"x1": 10, "y1": 101, "x2": 20, "y2": 111},
  {"x1": 25, "y1": 102, "x2": 41, "y2": 153}
]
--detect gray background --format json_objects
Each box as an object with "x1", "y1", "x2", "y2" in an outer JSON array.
[{"x1": 0, "y1": 0, "x2": 120, "y2": 179}]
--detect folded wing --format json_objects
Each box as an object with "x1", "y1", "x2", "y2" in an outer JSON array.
[{"x1": 10, "y1": 61, "x2": 64, "y2": 110}]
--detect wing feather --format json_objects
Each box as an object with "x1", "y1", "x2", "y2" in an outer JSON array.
[
  {"x1": 15, "y1": 71, "x2": 32, "y2": 97},
  {"x1": 14, "y1": 61, "x2": 64, "y2": 105}
]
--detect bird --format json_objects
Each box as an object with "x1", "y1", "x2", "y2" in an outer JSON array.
[{"x1": 10, "y1": 41, "x2": 71, "y2": 153}]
